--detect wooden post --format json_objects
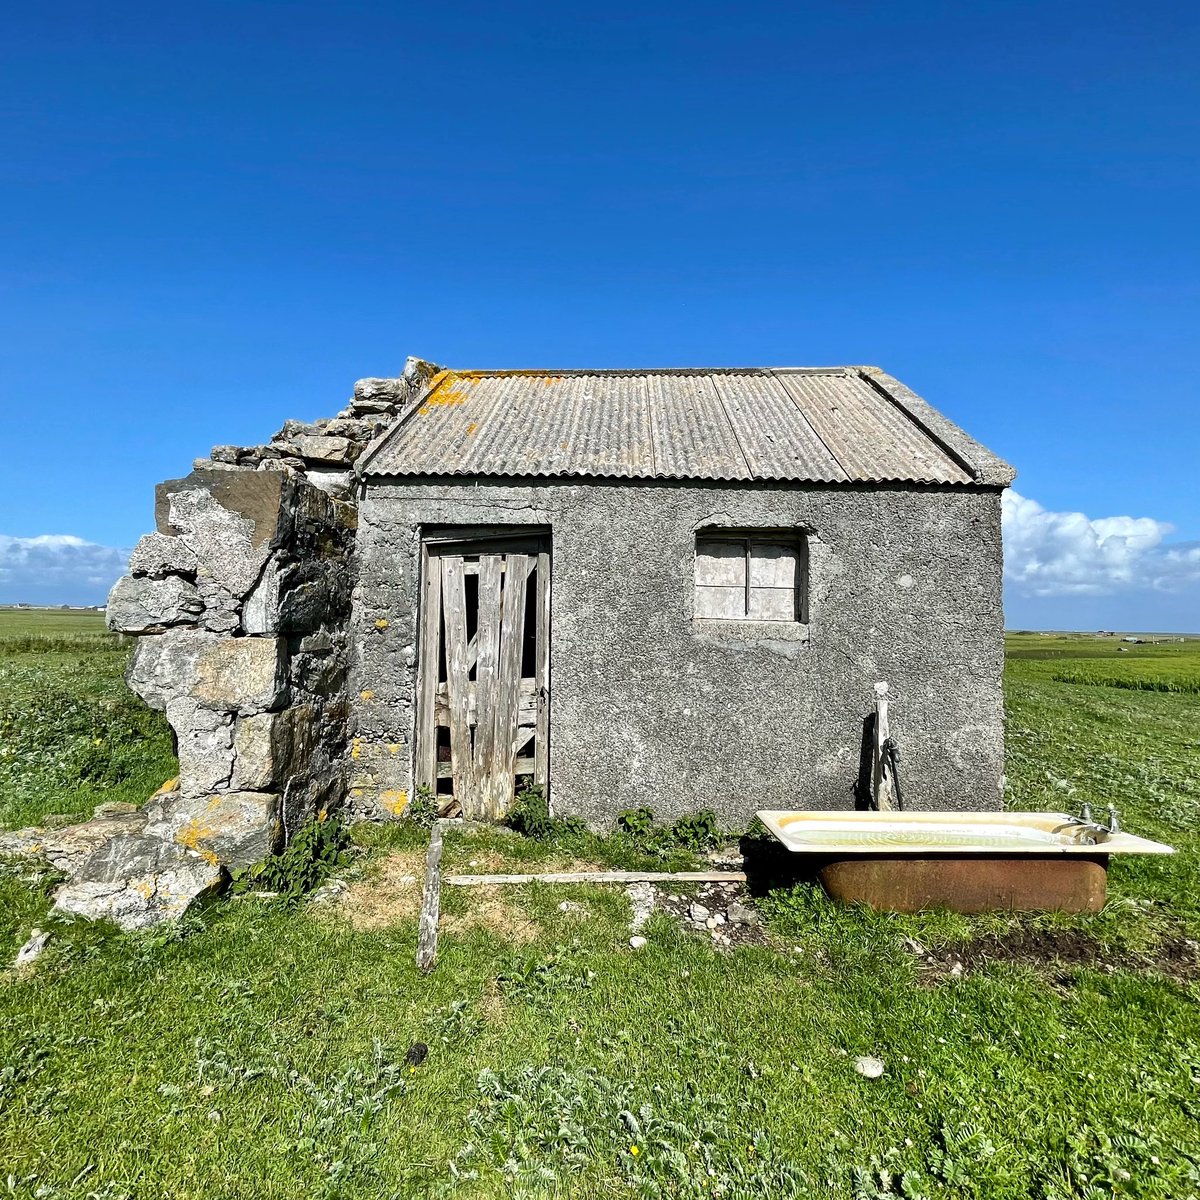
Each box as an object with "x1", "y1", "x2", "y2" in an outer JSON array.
[
  {"x1": 416, "y1": 821, "x2": 444, "y2": 973},
  {"x1": 873, "y1": 681, "x2": 895, "y2": 811}
]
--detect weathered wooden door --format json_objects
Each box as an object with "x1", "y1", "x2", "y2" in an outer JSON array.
[{"x1": 415, "y1": 535, "x2": 549, "y2": 820}]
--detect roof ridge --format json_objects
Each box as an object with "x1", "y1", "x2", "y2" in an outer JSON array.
[{"x1": 442, "y1": 366, "x2": 854, "y2": 378}]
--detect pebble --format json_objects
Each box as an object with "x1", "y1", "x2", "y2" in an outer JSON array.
[
  {"x1": 629, "y1": 935, "x2": 648, "y2": 950},
  {"x1": 688, "y1": 902, "x2": 710, "y2": 923},
  {"x1": 854, "y1": 1056, "x2": 886, "y2": 1079},
  {"x1": 705, "y1": 916, "x2": 719, "y2": 929},
  {"x1": 726, "y1": 901, "x2": 757, "y2": 926},
  {"x1": 558, "y1": 901, "x2": 589, "y2": 916}
]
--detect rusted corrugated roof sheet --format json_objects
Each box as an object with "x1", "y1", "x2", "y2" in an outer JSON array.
[{"x1": 358, "y1": 367, "x2": 1013, "y2": 486}]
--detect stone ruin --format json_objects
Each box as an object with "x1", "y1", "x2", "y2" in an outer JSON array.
[{"x1": 0, "y1": 359, "x2": 437, "y2": 929}]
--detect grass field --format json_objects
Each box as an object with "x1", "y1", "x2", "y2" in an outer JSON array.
[
  {"x1": 0, "y1": 609, "x2": 175, "y2": 831},
  {"x1": 1, "y1": 613, "x2": 1198, "y2": 1199}
]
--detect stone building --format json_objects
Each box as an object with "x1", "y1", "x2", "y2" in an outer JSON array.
[{"x1": 86, "y1": 357, "x2": 1013, "y2": 924}]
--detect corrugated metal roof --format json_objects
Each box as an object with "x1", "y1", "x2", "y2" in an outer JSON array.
[{"x1": 359, "y1": 367, "x2": 1003, "y2": 485}]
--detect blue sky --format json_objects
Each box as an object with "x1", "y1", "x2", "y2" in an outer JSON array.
[{"x1": 2, "y1": 1, "x2": 1197, "y2": 628}]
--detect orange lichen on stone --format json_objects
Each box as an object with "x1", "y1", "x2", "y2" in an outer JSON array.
[
  {"x1": 374, "y1": 618, "x2": 389, "y2": 630},
  {"x1": 351, "y1": 738, "x2": 363, "y2": 760},
  {"x1": 360, "y1": 689, "x2": 376, "y2": 701},
  {"x1": 153, "y1": 777, "x2": 180, "y2": 797},
  {"x1": 175, "y1": 819, "x2": 221, "y2": 867},
  {"x1": 381, "y1": 789, "x2": 408, "y2": 816}
]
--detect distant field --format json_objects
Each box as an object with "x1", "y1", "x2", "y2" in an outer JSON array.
[{"x1": 1006, "y1": 631, "x2": 1200, "y2": 695}]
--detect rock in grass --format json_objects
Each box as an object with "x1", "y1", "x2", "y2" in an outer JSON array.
[
  {"x1": 13, "y1": 929, "x2": 51, "y2": 969},
  {"x1": 688, "y1": 901, "x2": 709, "y2": 924},
  {"x1": 854, "y1": 1056, "x2": 886, "y2": 1079},
  {"x1": 727, "y1": 900, "x2": 759, "y2": 926},
  {"x1": 629, "y1": 936, "x2": 648, "y2": 950}
]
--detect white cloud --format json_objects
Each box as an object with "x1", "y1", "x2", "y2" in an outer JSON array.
[
  {"x1": 1002, "y1": 491, "x2": 1200, "y2": 597},
  {"x1": 0, "y1": 534, "x2": 130, "y2": 605}
]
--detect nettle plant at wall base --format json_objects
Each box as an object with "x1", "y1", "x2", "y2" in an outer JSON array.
[
  {"x1": 231, "y1": 814, "x2": 351, "y2": 902},
  {"x1": 617, "y1": 806, "x2": 722, "y2": 854},
  {"x1": 404, "y1": 785, "x2": 439, "y2": 830}
]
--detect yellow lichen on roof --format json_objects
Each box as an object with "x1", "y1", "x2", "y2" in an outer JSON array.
[{"x1": 417, "y1": 370, "x2": 481, "y2": 414}]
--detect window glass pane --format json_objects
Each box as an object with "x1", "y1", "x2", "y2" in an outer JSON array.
[
  {"x1": 696, "y1": 584, "x2": 749, "y2": 619},
  {"x1": 748, "y1": 543, "x2": 798, "y2": 588},
  {"x1": 695, "y1": 539, "x2": 747, "y2": 587},
  {"x1": 748, "y1": 586, "x2": 797, "y2": 621}
]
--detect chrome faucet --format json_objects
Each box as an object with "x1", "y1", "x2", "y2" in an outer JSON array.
[
  {"x1": 1068, "y1": 802, "x2": 1113, "y2": 844},
  {"x1": 1107, "y1": 806, "x2": 1120, "y2": 834}
]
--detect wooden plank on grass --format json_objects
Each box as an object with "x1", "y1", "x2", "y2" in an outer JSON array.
[
  {"x1": 416, "y1": 821, "x2": 444, "y2": 972},
  {"x1": 445, "y1": 870, "x2": 748, "y2": 886}
]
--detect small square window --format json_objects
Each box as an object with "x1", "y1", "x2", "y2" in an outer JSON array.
[{"x1": 694, "y1": 531, "x2": 807, "y2": 623}]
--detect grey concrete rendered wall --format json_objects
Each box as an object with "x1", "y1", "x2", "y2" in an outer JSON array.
[{"x1": 347, "y1": 478, "x2": 1006, "y2": 829}]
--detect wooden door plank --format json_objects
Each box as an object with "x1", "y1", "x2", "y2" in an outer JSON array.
[
  {"x1": 441, "y1": 556, "x2": 475, "y2": 816},
  {"x1": 534, "y1": 547, "x2": 551, "y2": 794},
  {"x1": 415, "y1": 547, "x2": 442, "y2": 789},
  {"x1": 492, "y1": 552, "x2": 529, "y2": 819},
  {"x1": 473, "y1": 555, "x2": 503, "y2": 818}
]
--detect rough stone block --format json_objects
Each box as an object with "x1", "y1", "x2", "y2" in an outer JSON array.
[
  {"x1": 191, "y1": 636, "x2": 288, "y2": 713},
  {"x1": 128, "y1": 630, "x2": 287, "y2": 714},
  {"x1": 231, "y1": 704, "x2": 315, "y2": 790},
  {"x1": 0, "y1": 808, "x2": 148, "y2": 875},
  {"x1": 293, "y1": 435, "x2": 359, "y2": 465},
  {"x1": 52, "y1": 834, "x2": 224, "y2": 931},
  {"x1": 167, "y1": 698, "x2": 234, "y2": 796},
  {"x1": 244, "y1": 560, "x2": 343, "y2": 636},
  {"x1": 195, "y1": 577, "x2": 241, "y2": 634},
  {"x1": 106, "y1": 574, "x2": 204, "y2": 633},
  {"x1": 149, "y1": 791, "x2": 281, "y2": 871},
  {"x1": 127, "y1": 629, "x2": 213, "y2": 711},
  {"x1": 231, "y1": 712, "x2": 276, "y2": 789},
  {"x1": 304, "y1": 468, "x2": 354, "y2": 499},
  {"x1": 155, "y1": 470, "x2": 290, "y2": 598},
  {"x1": 352, "y1": 377, "x2": 405, "y2": 411},
  {"x1": 129, "y1": 532, "x2": 199, "y2": 579}
]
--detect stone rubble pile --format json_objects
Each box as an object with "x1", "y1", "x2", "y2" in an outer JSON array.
[{"x1": 11, "y1": 360, "x2": 440, "y2": 930}]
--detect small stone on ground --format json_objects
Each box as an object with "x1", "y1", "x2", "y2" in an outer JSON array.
[{"x1": 854, "y1": 1055, "x2": 886, "y2": 1079}]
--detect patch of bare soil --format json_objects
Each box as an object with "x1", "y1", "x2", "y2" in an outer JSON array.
[
  {"x1": 654, "y1": 880, "x2": 769, "y2": 949},
  {"x1": 443, "y1": 885, "x2": 542, "y2": 943},
  {"x1": 331, "y1": 850, "x2": 425, "y2": 930},
  {"x1": 908, "y1": 928, "x2": 1200, "y2": 986}
]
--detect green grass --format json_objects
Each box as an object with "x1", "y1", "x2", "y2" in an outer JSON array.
[
  {"x1": 0, "y1": 621, "x2": 1198, "y2": 1198},
  {"x1": 0, "y1": 609, "x2": 176, "y2": 830}
]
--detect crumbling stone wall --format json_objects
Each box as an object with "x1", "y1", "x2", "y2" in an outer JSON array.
[{"x1": 42, "y1": 365, "x2": 435, "y2": 928}]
